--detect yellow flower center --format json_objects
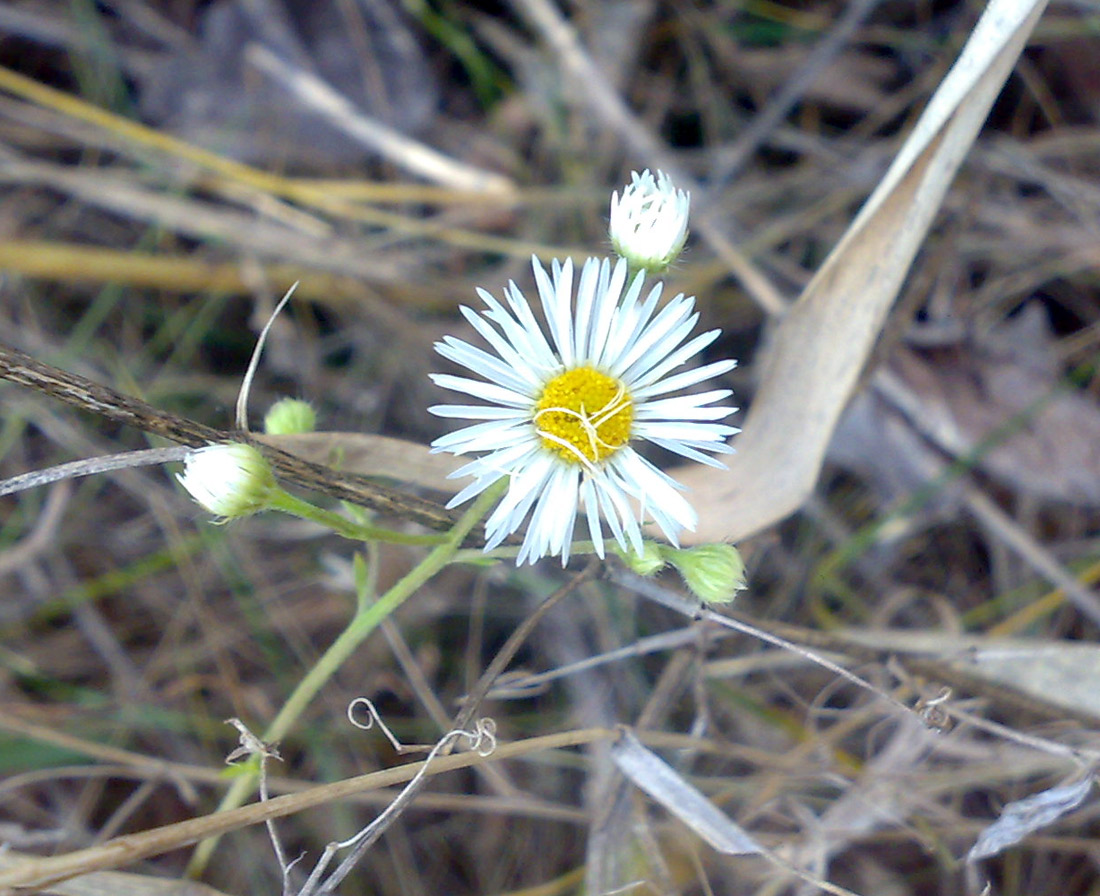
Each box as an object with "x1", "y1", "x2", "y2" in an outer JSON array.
[{"x1": 533, "y1": 366, "x2": 634, "y2": 466}]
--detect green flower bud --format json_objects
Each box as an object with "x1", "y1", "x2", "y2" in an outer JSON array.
[
  {"x1": 264, "y1": 398, "x2": 317, "y2": 435},
  {"x1": 616, "y1": 540, "x2": 667, "y2": 576},
  {"x1": 662, "y1": 544, "x2": 746, "y2": 604},
  {"x1": 177, "y1": 443, "x2": 277, "y2": 519}
]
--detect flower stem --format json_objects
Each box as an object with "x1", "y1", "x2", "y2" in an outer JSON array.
[
  {"x1": 186, "y1": 478, "x2": 505, "y2": 876},
  {"x1": 268, "y1": 487, "x2": 447, "y2": 546}
]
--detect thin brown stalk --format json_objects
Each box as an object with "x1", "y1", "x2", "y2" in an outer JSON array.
[{"x1": 0, "y1": 342, "x2": 475, "y2": 540}]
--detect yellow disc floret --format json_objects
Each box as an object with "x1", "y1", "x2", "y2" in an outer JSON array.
[{"x1": 533, "y1": 366, "x2": 634, "y2": 466}]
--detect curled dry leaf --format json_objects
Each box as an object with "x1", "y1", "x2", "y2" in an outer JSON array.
[{"x1": 676, "y1": 0, "x2": 1050, "y2": 544}]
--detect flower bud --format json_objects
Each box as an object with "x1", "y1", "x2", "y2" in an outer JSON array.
[
  {"x1": 609, "y1": 169, "x2": 690, "y2": 273},
  {"x1": 177, "y1": 443, "x2": 276, "y2": 519},
  {"x1": 662, "y1": 544, "x2": 746, "y2": 604},
  {"x1": 616, "y1": 540, "x2": 667, "y2": 576},
  {"x1": 264, "y1": 398, "x2": 317, "y2": 435}
]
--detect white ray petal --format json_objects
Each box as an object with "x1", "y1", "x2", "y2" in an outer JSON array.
[
  {"x1": 430, "y1": 374, "x2": 532, "y2": 408},
  {"x1": 615, "y1": 451, "x2": 697, "y2": 537},
  {"x1": 589, "y1": 259, "x2": 631, "y2": 365},
  {"x1": 535, "y1": 257, "x2": 574, "y2": 366},
  {"x1": 429, "y1": 404, "x2": 529, "y2": 420},
  {"x1": 643, "y1": 436, "x2": 730, "y2": 468},
  {"x1": 632, "y1": 359, "x2": 738, "y2": 400},
  {"x1": 615, "y1": 311, "x2": 700, "y2": 384},
  {"x1": 580, "y1": 476, "x2": 604, "y2": 559},
  {"x1": 629, "y1": 329, "x2": 723, "y2": 392},
  {"x1": 572, "y1": 258, "x2": 600, "y2": 361},
  {"x1": 484, "y1": 454, "x2": 556, "y2": 550},
  {"x1": 436, "y1": 338, "x2": 532, "y2": 394},
  {"x1": 634, "y1": 422, "x2": 739, "y2": 443},
  {"x1": 635, "y1": 403, "x2": 737, "y2": 422},
  {"x1": 601, "y1": 281, "x2": 670, "y2": 371},
  {"x1": 458, "y1": 306, "x2": 544, "y2": 390},
  {"x1": 504, "y1": 274, "x2": 557, "y2": 365},
  {"x1": 430, "y1": 420, "x2": 531, "y2": 454}
]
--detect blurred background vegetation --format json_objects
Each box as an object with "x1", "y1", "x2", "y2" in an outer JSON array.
[{"x1": 1, "y1": 0, "x2": 1099, "y2": 894}]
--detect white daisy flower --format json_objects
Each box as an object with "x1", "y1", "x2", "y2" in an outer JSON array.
[
  {"x1": 177, "y1": 442, "x2": 276, "y2": 519},
  {"x1": 609, "y1": 169, "x2": 690, "y2": 273},
  {"x1": 429, "y1": 256, "x2": 738, "y2": 565}
]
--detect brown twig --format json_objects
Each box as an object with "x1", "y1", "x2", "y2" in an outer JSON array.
[
  {"x1": 0, "y1": 727, "x2": 616, "y2": 894},
  {"x1": 0, "y1": 342, "x2": 478, "y2": 540}
]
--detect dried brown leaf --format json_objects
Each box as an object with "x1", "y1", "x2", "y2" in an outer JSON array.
[
  {"x1": 261, "y1": 432, "x2": 461, "y2": 495},
  {"x1": 676, "y1": 0, "x2": 1050, "y2": 544}
]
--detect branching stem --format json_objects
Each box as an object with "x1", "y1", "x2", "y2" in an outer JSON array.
[{"x1": 186, "y1": 478, "x2": 506, "y2": 876}]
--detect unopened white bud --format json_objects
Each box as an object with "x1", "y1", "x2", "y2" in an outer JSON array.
[
  {"x1": 609, "y1": 169, "x2": 690, "y2": 273},
  {"x1": 177, "y1": 443, "x2": 276, "y2": 519}
]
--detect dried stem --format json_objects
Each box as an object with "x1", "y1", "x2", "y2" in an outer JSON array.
[{"x1": 0, "y1": 342, "x2": 478, "y2": 540}]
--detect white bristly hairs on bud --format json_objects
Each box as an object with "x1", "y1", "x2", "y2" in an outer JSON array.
[
  {"x1": 176, "y1": 442, "x2": 277, "y2": 520},
  {"x1": 264, "y1": 398, "x2": 317, "y2": 435},
  {"x1": 662, "y1": 544, "x2": 746, "y2": 604}
]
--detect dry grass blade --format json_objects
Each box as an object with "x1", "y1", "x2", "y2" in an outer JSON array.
[
  {"x1": 835, "y1": 629, "x2": 1100, "y2": 725},
  {"x1": 0, "y1": 855, "x2": 233, "y2": 896},
  {"x1": 967, "y1": 776, "x2": 1095, "y2": 861},
  {"x1": 3, "y1": 3, "x2": 1095, "y2": 893},
  {"x1": 244, "y1": 44, "x2": 513, "y2": 195},
  {"x1": 611, "y1": 729, "x2": 762, "y2": 856},
  {"x1": 678, "y1": 0, "x2": 1050, "y2": 544},
  {"x1": 0, "y1": 240, "x2": 358, "y2": 302},
  {"x1": 0, "y1": 159, "x2": 398, "y2": 282},
  {"x1": 0, "y1": 448, "x2": 193, "y2": 498},
  {"x1": 0, "y1": 729, "x2": 614, "y2": 894}
]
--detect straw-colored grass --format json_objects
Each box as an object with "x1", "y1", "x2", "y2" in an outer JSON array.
[{"x1": 2, "y1": 0, "x2": 1099, "y2": 894}]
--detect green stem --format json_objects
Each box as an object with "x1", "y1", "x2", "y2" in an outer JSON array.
[
  {"x1": 269, "y1": 487, "x2": 447, "y2": 547},
  {"x1": 186, "y1": 479, "x2": 505, "y2": 876}
]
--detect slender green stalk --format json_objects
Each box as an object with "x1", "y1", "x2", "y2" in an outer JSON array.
[
  {"x1": 268, "y1": 488, "x2": 447, "y2": 547},
  {"x1": 186, "y1": 479, "x2": 505, "y2": 876}
]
